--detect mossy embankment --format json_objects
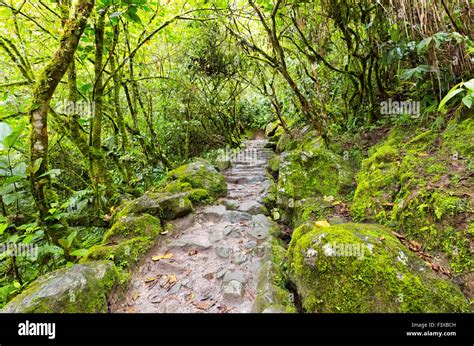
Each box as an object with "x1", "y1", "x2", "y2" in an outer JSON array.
[{"x1": 263, "y1": 115, "x2": 473, "y2": 312}]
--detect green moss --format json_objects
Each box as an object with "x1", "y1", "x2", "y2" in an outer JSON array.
[
  {"x1": 278, "y1": 148, "x2": 352, "y2": 202},
  {"x1": 268, "y1": 154, "x2": 280, "y2": 172},
  {"x1": 187, "y1": 188, "x2": 210, "y2": 203},
  {"x1": 261, "y1": 179, "x2": 277, "y2": 209},
  {"x1": 292, "y1": 197, "x2": 333, "y2": 226},
  {"x1": 164, "y1": 180, "x2": 193, "y2": 194},
  {"x1": 350, "y1": 149, "x2": 400, "y2": 222},
  {"x1": 253, "y1": 239, "x2": 297, "y2": 313},
  {"x1": 85, "y1": 237, "x2": 154, "y2": 270},
  {"x1": 163, "y1": 179, "x2": 212, "y2": 204},
  {"x1": 350, "y1": 120, "x2": 473, "y2": 274},
  {"x1": 102, "y1": 214, "x2": 161, "y2": 244},
  {"x1": 265, "y1": 121, "x2": 280, "y2": 137},
  {"x1": 276, "y1": 132, "x2": 298, "y2": 152},
  {"x1": 441, "y1": 117, "x2": 474, "y2": 160},
  {"x1": 2, "y1": 261, "x2": 119, "y2": 313},
  {"x1": 286, "y1": 223, "x2": 469, "y2": 312},
  {"x1": 112, "y1": 192, "x2": 193, "y2": 223},
  {"x1": 167, "y1": 159, "x2": 227, "y2": 198},
  {"x1": 404, "y1": 129, "x2": 437, "y2": 153}
]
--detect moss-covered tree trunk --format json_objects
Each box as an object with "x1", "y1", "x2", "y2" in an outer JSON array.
[
  {"x1": 90, "y1": 8, "x2": 115, "y2": 209},
  {"x1": 29, "y1": 0, "x2": 95, "y2": 221}
]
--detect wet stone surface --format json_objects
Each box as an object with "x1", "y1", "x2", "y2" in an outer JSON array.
[{"x1": 110, "y1": 139, "x2": 275, "y2": 313}]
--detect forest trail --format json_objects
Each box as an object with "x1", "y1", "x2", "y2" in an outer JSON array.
[{"x1": 110, "y1": 139, "x2": 274, "y2": 313}]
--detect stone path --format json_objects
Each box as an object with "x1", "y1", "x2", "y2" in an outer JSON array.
[{"x1": 110, "y1": 139, "x2": 275, "y2": 313}]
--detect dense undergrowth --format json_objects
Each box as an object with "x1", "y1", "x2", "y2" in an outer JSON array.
[{"x1": 0, "y1": 0, "x2": 472, "y2": 311}]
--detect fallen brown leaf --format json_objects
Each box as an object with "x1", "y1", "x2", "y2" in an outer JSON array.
[
  {"x1": 391, "y1": 231, "x2": 406, "y2": 240},
  {"x1": 152, "y1": 252, "x2": 174, "y2": 261},
  {"x1": 193, "y1": 300, "x2": 214, "y2": 311}
]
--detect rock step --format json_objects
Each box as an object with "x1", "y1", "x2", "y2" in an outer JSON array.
[{"x1": 226, "y1": 176, "x2": 267, "y2": 184}]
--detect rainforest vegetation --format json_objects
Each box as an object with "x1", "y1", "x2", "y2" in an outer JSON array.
[{"x1": 0, "y1": 0, "x2": 472, "y2": 312}]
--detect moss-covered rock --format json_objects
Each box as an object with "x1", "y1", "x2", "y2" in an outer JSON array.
[
  {"x1": 287, "y1": 222, "x2": 470, "y2": 312},
  {"x1": 84, "y1": 237, "x2": 154, "y2": 269},
  {"x1": 103, "y1": 214, "x2": 161, "y2": 244},
  {"x1": 292, "y1": 197, "x2": 334, "y2": 226},
  {"x1": 268, "y1": 154, "x2": 280, "y2": 173},
  {"x1": 265, "y1": 121, "x2": 281, "y2": 137},
  {"x1": 166, "y1": 159, "x2": 227, "y2": 199},
  {"x1": 278, "y1": 146, "x2": 352, "y2": 201},
  {"x1": 261, "y1": 179, "x2": 277, "y2": 210},
  {"x1": 253, "y1": 238, "x2": 297, "y2": 313},
  {"x1": 84, "y1": 215, "x2": 163, "y2": 270},
  {"x1": 2, "y1": 261, "x2": 118, "y2": 313},
  {"x1": 214, "y1": 157, "x2": 231, "y2": 171},
  {"x1": 276, "y1": 141, "x2": 353, "y2": 226},
  {"x1": 111, "y1": 192, "x2": 193, "y2": 223}
]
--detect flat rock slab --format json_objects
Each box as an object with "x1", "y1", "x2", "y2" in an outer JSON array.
[
  {"x1": 223, "y1": 271, "x2": 247, "y2": 284},
  {"x1": 238, "y1": 201, "x2": 268, "y2": 215},
  {"x1": 171, "y1": 235, "x2": 212, "y2": 249},
  {"x1": 221, "y1": 199, "x2": 239, "y2": 210},
  {"x1": 248, "y1": 214, "x2": 277, "y2": 240},
  {"x1": 2, "y1": 261, "x2": 117, "y2": 313},
  {"x1": 223, "y1": 280, "x2": 244, "y2": 299}
]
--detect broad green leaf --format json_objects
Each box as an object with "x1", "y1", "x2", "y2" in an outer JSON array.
[
  {"x1": 3, "y1": 191, "x2": 23, "y2": 205},
  {"x1": 416, "y1": 37, "x2": 432, "y2": 55},
  {"x1": 58, "y1": 238, "x2": 69, "y2": 249},
  {"x1": 3, "y1": 130, "x2": 21, "y2": 148},
  {"x1": 71, "y1": 248, "x2": 89, "y2": 257},
  {"x1": 438, "y1": 88, "x2": 464, "y2": 111},
  {"x1": 66, "y1": 230, "x2": 78, "y2": 248},
  {"x1": 463, "y1": 79, "x2": 474, "y2": 91},
  {"x1": 33, "y1": 158, "x2": 43, "y2": 173},
  {"x1": 126, "y1": 11, "x2": 142, "y2": 24},
  {"x1": 12, "y1": 162, "x2": 27, "y2": 177},
  {"x1": 0, "y1": 122, "x2": 12, "y2": 143},
  {"x1": 4, "y1": 175, "x2": 24, "y2": 185},
  {"x1": 0, "y1": 183, "x2": 16, "y2": 196},
  {"x1": 38, "y1": 168, "x2": 61, "y2": 178},
  {"x1": 109, "y1": 11, "x2": 122, "y2": 19},
  {"x1": 41, "y1": 244, "x2": 64, "y2": 256},
  {"x1": 462, "y1": 94, "x2": 473, "y2": 108},
  {"x1": 0, "y1": 223, "x2": 8, "y2": 235}
]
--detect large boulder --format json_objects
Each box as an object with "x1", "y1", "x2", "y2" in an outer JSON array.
[
  {"x1": 111, "y1": 192, "x2": 193, "y2": 223},
  {"x1": 2, "y1": 261, "x2": 118, "y2": 313},
  {"x1": 286, "y1": 222, "x2": 470, "y2": 313},
  {"x1": 167, "y1": 159, "x2": 227, "y2": 199},
  {"x1": 265, "y1": 121, "x2": 280, "y2": 137},
  {"x1": 84, "y1": 214, "x2": 162, "y2": 269},
  {"x1": 276, "y1": 140, "x2": 353, "y2": 226}
]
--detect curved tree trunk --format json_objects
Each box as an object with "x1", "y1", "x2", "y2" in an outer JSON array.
[{"x1": 29, "y1": 0, "x2": 95, "y2": 221}]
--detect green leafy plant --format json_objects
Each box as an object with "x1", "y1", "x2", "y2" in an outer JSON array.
[{"x1": 438, "y1": 79, "x2": 474, "y2": 111}]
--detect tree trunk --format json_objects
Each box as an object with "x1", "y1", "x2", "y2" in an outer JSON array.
[
  {"x1": 29, "y1": 0, "x2": 95, "y2": 221},
  {"x1": 90, "y1": 8, "x2": 115, "y2": 209}
]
